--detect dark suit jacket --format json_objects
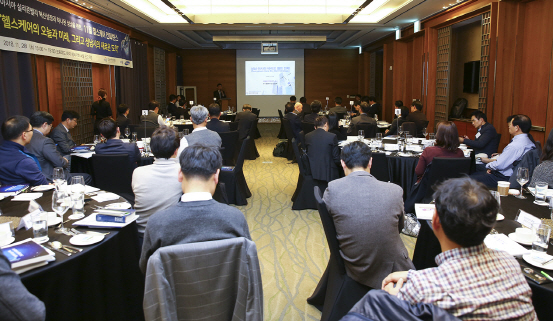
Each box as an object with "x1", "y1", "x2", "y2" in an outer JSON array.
[
  {"x1": 347, "y1": 114, "x2": 376, "y2": 135},
  {"x1": 302, "y1": 103, "x2": 312, "y2": 114},
  {"x1": 90, "y1": 99, "x2": 112, "y2": 121},
  {"x1": 367, "y1": 103, "x2": 381, "y2": 118},
  {"x1": 284, "y1": 112, "x2": 302, "y2": 140},
  {"x1": 329, "y1": 106, "x2": 347, "y2": 114},
  {"x1": 305, "y1": 128, "x2": 340, "y2": 182},
  {"x1": 303, "y1": 113, "x2": 319, "y2": 124},
  {"x1": 213, "y1": 90, "x2": 226, "y2": 101},
  {"x1": 206, "y1": 118, "x2": 231, "y2": 133},
  {"x1": 27, "y1": 130, "x2": 68, "y2": 181},
  {"x1": 172, "y1": 107, "x2": 188, "y2": 119},
  {"x1": 117, "y1": 115, "x2": 131, "y2": 133},
  {"x1": 463, "y1": 122, "x2": 498, "y2": 157},
  {"x1": 235, "y1": 111, "x2": 257, "y2": 140},
  {"x1": 323, "y1": 171, "x2": 414, "y2": 288},
  {"x1": 405, "y1": 110, "x2": 428, "y2": 137},
  {"x1": 167, "y1": 102, "x2": 177, "y2": 116},
  {"x1": 94, "y1": 139, "x2": 141, "y2": 169},
  {"x1": 50, "y1": 124, "x2": 76, "y2": 156}
]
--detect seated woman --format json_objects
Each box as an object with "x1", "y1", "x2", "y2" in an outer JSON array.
[
  {"x1": 529, "y1": 128, "x2": 553, "y2": 187},
  {"x1": 328, "y1": 112, "x2": 347, "y2": 141},
  {"x1": 385, "y1": 106, "x2": 409, "y2": 136},
  {"x1": 415, "y1": 121, "x2": 464, "y2": 180}
]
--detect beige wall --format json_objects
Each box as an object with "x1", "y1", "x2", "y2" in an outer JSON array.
[{"x1": 449, "y1": 21, "x2": 482, "y2": 112}]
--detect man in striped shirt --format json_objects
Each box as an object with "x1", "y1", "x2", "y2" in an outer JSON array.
[{"x1": 382, "y1": 177, "x2": 537, "y2": 320}]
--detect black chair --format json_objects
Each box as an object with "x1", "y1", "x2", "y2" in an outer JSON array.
[
  {"x1": 307, "y1": 186, "x2": 370, "y2": 321},
  {"x1": 244, "y1": 119, "x2": 260, "y2": 160},
  {"x1": 282, "y1": 119, "x2": 296, "y2": 161},
  {"x1": 301, "y1": 122, "x2": 316, "y2": 136},
  {"x1": 251, "y1": 108, "x2": 261, "y2": 139},
  {"x1": 352, "y1": 123, "x2": 377, "y2": 138},
  {"x1": 229, "y1": 121, "x2": 239, "y2": 132},
  {"x1": 335, "y1": 112, "x2": 346, "y2": 120},
  {"x1": 91, "y1": 153, "x2": 134, "y2": 204},
  {"x1": 277, "y1": 109, "x2": 287, "y2": 139},
  {"x1": 174, "y1": 123, "x2": 194, "y2": 134},
  {"x1": 130, "y1": 123, "x2": 157, "y2": 140},
  {"x1": 219, "y1": 137, "x2": 252, "y2": 206},
  {"x1": 492, "y1": 133, "x2": 502, "y2": 155},
  {"x1": 400, "y1": 122, "x2": 417, "y2": 138},
  {"x1": 219, "y1": 131, "x2": 239, "y2": 166},
  {"x1": 370, "y1": 152, "x2": 390, "y2": 182},
  {"x1": 291, "y1": 138, "x2": 317, "y2": 210}
]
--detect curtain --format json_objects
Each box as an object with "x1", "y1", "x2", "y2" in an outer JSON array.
[
  {"x1": 0, "y1": 50, "x2": 36, "y2": 142},
  {"x1": 116, "y1": 40, "x2": 149, "y2": 124}
]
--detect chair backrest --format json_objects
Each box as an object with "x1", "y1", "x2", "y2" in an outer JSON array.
[
  {"x1": 219, "y1": 131, "x2": 239, "y2": 166},
  {"x1": 335, "y1": 112, "x2": 346, "y2": 120},
  {"x1": 278, "y1": 109, "x2": 284, "y2": 121},
  {"x1": 313, "y1": 186, "x2": 347, "y2": 275},
  {"x1": 234, "y1": 136, "x2": 250, "y2": 173},
  {"x1": 509, "y1": 147, "x2": 540, "y2": 189},
  {"x1": 248, "y1": 118, "x2": 259, "y2": 137},
  {"x1": 355, "y1": 123, "x2": 377, "y2": 138},
  {"x1": 135, "y1": 126, "x2": 157, "y2": 140},
  {"x1": 370, "y1": 152, "x2": 390, "y2": 182},
  {"x1": 492, "y1": 133, "x2": 502, "y2": 155},
  {"x1": 400, "y1": 122, "x2": 417, "y2": 137},
  {"x1": 291, "y1": 138, "x2": 309, "y2": 177},
  {"x1": 91, "y1": 153, "x2": 133, "y2": 194},
  {"x1": 301, "y1": 122, "x2": 316, "y2": 136},
  {"x1": 282, "y1": 119, "x2": 295, "y2": 145},
  {"x1": 229, "y1": 121, "x2": 239, "y2": 131},
  {"x1": 424, "y1": 157, "x2": 471, "y2": 200},
  {"x1": 143, "y1": 237, "x2": 263, "y2": 321},
  {"x1": 252, "y1": 108, "x2": 260, "y2": 117}
]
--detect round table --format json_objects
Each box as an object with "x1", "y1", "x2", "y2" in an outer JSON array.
[{"x1": 1, "y1": 191, "x2": 144, "y2": 321}]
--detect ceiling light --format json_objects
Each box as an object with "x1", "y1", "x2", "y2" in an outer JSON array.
[
  {"x1": 351, "y1": 0, "x2": 413, "y2": 23},
  {"x1": 121, "y1": 0, "x2": 188, "y2": 23}
]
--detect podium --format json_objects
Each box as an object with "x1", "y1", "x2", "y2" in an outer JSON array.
[{"x1": 220, "y1": 98, "x2": 231, "y2": 111}]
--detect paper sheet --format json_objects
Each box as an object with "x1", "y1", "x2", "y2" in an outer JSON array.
[
  {"x1": 11, "y1": 193, "x2": 43, "y2": 201},
  {"x1": 71, "y1": 152, "x2": 94, "y2": 159},
  {"x1": 484, "y1": 234, "x2": 530, "y2": 257},
  {"x1": 415, "y1": 204, "x2": 435, "y2": 220}
]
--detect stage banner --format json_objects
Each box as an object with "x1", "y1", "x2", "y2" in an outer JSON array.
[{"x1": 0, "y1": 0, "x2": 132, "y2": 67}]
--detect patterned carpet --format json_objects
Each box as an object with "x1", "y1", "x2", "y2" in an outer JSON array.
[{"x1": 235, "y1": 123, "x2": 417, "y2": 321}]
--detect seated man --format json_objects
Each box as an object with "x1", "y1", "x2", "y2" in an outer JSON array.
[
  {"x1": 206, "y1": 103, "x2": 230, "y2": 133},
  {"x1": 27, "y1": 111, "x2": 92, "y2": 184},
  {"x1": 50, "y1": 110, "x2": 79, "y2": 156},
  {"x1": 284, "y1": 102, "x2": 302, "y2": 140},
  {"x1": 177, "y1": 106, "x2": 222, "y2": 157},
  {"x1": 404, "y1": 100, "x2": 428, "y2": 137},
  {"x1": 471, "y1": 114, "x2": 535, "y2": 188},
  {"x1": 459, "y1": 110, "x2": 498, "y2": 157},
  {"x1": 139, "y1": 145, "x2": 251, "y2": 273},
  {"x1": 382, "y1": 177, "x2": 537, "y2": 320},
  {"x1": 95, "y1": 118, "x2": 141, "y2": 169},
  {"x1": 132, "y1": 127, "x2": 183, "y2": 238},
  {"x1": 347, "y1": 102, "x2": 376, "y2": 135},
  {"x1": 305, "y1": 116, "x2": 340, "y2": 186},
  {"x1": 235, "y1": 104, "x2": 257, "y2": 141},
  {"x1": 140, "y1": 101, "x2": 165, "y2": 127},
  {"x1": 367, "y1": 96, "x2": 381, "y2": 118},
  {"x1": 323, "y1": 141, "x2": 414, "y2": 289},
  {"x1": 0, "y1": 115, "x2": 48, "y2": 186},
  {"x1": 303, "y1": 100, "x2": 321, "y2": 124},
  {"x1": 329, "y1": 96, "x2": 347, "y2": 114},
  {"x1": 300, "y1": 96, "x2": 311, "y2": 115},
  {"x1": 116, "y1": 104, "x2": 131, "y2": 133}
]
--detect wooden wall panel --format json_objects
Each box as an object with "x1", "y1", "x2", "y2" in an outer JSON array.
[
  {"x1": 304, "y1": 49, "x2": 358, "y2": 107},
  {"x1": 91, "y1": 63, "x2": 116, "y2": 116},
  {"x1": 181, "y1": 50, "x2": 237, "y2": 107},
  {"x1": 45, "y1": 57, "x2": 63, "y2": 126},
  {"x1": 382, "y1": 44, "x2": 393, "y2": 122},
  {"x1": 166, "y1": 52, "x2": 177, "y2": 99}
]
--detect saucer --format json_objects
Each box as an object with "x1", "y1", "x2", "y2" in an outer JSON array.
[
  {"x1": 0, "y1": 237, "x2": 15, "y2": 247},
  {"x1": 508, "y1": 232, "x2": 536, "y2": 246},
  {"x1": 523, "y1": 253, "x2": 553, "y2": 270}
]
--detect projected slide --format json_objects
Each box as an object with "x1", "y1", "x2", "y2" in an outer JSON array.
[{"x1": 245, "y1": 61, "x2": 295, "y2": 95}]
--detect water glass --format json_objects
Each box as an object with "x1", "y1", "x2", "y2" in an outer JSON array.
[
  {"x1": 429, "y1": 133, "x2": 435, "y2": 140},
  {"x1": 376, "y1": 133, "x2": 382, "y2": 141},
  {"x1": 180, "y1": 115, "x2": 184, "y2": 121},
  {"x1": 535, "y1": 182, "x2": 548, "y2": 202},
  {"x1": 52, "y1": 190, "x2": 71, "y2": 234},
  {"x1": 532, "y1": 225, "x2": 551, "y2": 252},
  {"x1": 0, "y1": 222, "x2": 14, "y2": 241},
  {"x1": 178, "y1": 131, "x2": 185, "y2": 139},
  {"x1": 184, "y1": 129, "x2": 190, "y2": 135},
  {"x1": 490, "y1": 191, "x2": 502, "y2": 215},
  {"x1": 422, "y1": 127, "x2": 427, "y2": 138},
  {"x1": 68, "y1": 176, "x2": 85, "y2": 220},
  {"x1": 131, "y1": 132, "x2": 138, "y2": 142},
  {"x1": 32, "y1": 211, "x2": 49, "y2": 243},
  {"x1": 358, "y1": 130, "x2": 364, "y2": 141},
  {"x1": 124, "y1": 128, "x2": 130, "y2": 139},
  {"x1": 93, "y1": 135, "x2": 100, "y2": 144},
  {"x1": 52, "y1": 167, "x2": 65, "y2": 189}
]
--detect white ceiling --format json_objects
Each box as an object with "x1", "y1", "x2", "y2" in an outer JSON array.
[{"x1": 72, "y1": 0, "x2": 469, "y2": 49}]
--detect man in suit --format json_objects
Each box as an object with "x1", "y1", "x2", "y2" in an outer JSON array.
[
  {"x1": 300, "y1": 97, "x2": 311, "y2": 115},
  {"x1": 459, "y1": 110, "x2": 498, "y2": 157},
  {"x1": 206, "y1": 103, "x2": 230, "y2": 133},
  {"x1": 167, "y1": 94, "x2": 178, "y2": 116},
  {"x1": 0, "y1": 115, "x2": 49, "y2": 186},
  {"x1": 27, "y1": 111, "x2": 92, "y2": 184},
  {"x1": 329, "y1": 96, "x2": 347, "y2": 114},
  {"x1": 303, "y1": 100, "x2": 321, "y2": 124},
  {"x1": 139, "y1": 145, "x2": 251, "y2": 273},
  {"x1": 289, "y1": 96, "x2": 296, "y2": 104},
  {"x1": 50, "y1": 110, "x2": 79, "y2": 157},
  {"x1": 140, "y1": 101, "x2": 165, "y2": 127},
  {"x1": 284, "y1": 102, "x2": 302, "y2": 140},
  {"x1": 95, "y1": 118, "x2": 141, "y2": 169},
  {"x1": 323, "y1": 141, "x2": 414, "y2": 289},
  {"x1": 367, "y1": 96, "x2": 382, "y2": 119},
  {"x1": 235, "y1": 104, "x2": 257, "y2": 140},
  {"x1": 90, "y1": 88, "x2": 112, "y2": 135},
  {"x1": 213, "y1": 83, "x2": 226, "y2": 105},
  {"x1": 405, "y1": 100, "x2": 428, "y2": 137},
  {"x1": 177, "y1": 106, "x2": 222, "y2": 157},
  {"x1": 347, "y1": 102, "x2": 376, "y2": 135},
  {"x1": 116, "y1": 104, "x2": 131, "y2": 134},
  {"x1": 305, "y1": 116, "x2": 340, "y2": 187}
]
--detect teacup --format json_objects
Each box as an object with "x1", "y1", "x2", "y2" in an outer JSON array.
[{"x1": 515, "y1": 228, "x2": 535, "y2": 243}]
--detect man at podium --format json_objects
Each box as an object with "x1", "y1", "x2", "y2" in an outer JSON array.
[{"x1": 213, "y1": 83, "x2": 226, "y2": 103}]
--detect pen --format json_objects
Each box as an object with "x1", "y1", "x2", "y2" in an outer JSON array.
[{"x1": 541, "y1": 271, "x2": 553, "y2": 281}]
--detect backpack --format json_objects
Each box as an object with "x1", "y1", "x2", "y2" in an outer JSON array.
[{"x1": 273, "y1": 141, "x2": 287, "y2": 157}]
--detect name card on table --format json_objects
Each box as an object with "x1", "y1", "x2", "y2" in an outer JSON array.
[
  {"x1": 406, "y1": 144, "x2": 423, "y2": 152},
  {"x1": 384, "y1": 144, "x2": 399, "y2": 151},
  {"x1": 516, "y1": 210, "x2": 542, "y2": 229}
]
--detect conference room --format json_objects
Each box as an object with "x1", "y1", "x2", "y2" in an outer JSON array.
[{"x1": 1, "y1": 0, "x2": 553, "y2": 320}]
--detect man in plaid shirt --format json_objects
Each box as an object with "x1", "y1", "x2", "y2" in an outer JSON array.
[{"x1": 382, "y1": 177, "x2": 537, "y2": 320}]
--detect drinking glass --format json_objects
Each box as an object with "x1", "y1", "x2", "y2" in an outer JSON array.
[
  {"x1": 491, "y1": 191, "x2": 502, "y2": 215},
  {"x1": 180, "y1": 115, "x2": 184, "y2": 121},
  {"x1": 93, "y1": 135, "x2": 100, "y2": 144},
  {"x1": 179, "y1": 131, "x2": 185, "y2": 139},
  {"x1": 124, "y1": 128, "x2": 130, "y2": 139},
  {"x1": 131, "y1": 132, "x2": 138, "y2": 142},
  {"x1": 532, "y1": 225, "x2": 551, "y2": 252},
  {"x1": 535, "y1": 182, "x2": 548, "y2": 202},
  {"x1": 32, "y1": 211, "x2": 49, "y2": 243},
  {"x1": 516, "y1": 167, "x2": 529, "y2": 199},
  {"x1": 68, "y1": 176, "x2": 85, "y2": 220},
  {"x1": 398, "y1": 126, "x2": 404, "y2": 139},
  {"x1": 52, "y1": 190, "x2": 71, "y2": 234},
  {"x1": 422, "y1": 127, "x2": 427, "y2": 139},
  {"x1": 429, "y1": 133, "x2": 435, "y2": 140},
  {"x1": 376, "y1": 133, "x2": 382, "y2": 141},
  {"x1": 358, "y1": 130, "x2": 364, "y2": 141},
  {"x1": 184, "y1": 129, "x2": 189, "y2": 135},
  {"x1": 52, "y1": 167, "x2": 65, "y2": 188}
]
